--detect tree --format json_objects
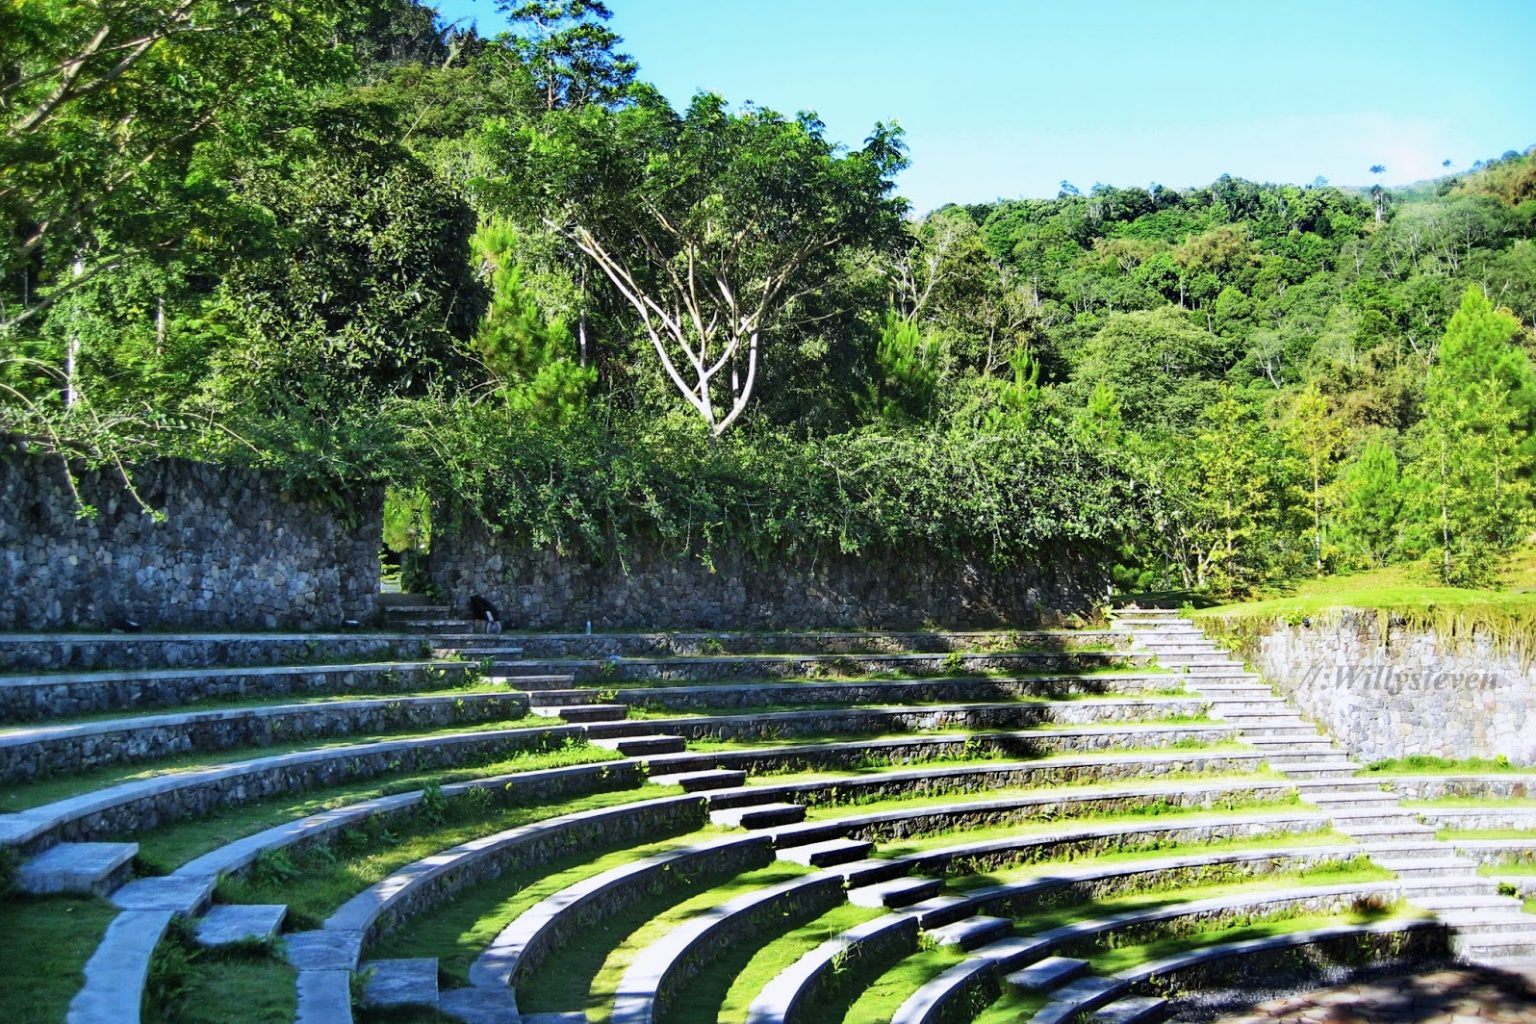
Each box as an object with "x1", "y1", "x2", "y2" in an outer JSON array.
[
  {"x1": 1335, "y1": 434, "x2": 1404, "y2": 568},
  {"x1": 482, "y1": 90, "x2": 908, "y2": 434},
  {"x1": 0, "y1": 0, "x2": 355, "y2": 332},
  {"x1": 1289, "y1": 384, "x2": 1344, "y2": 572},
  {"x1": 1369, "y1": 164, "x2": 1388, "y2": 224},
  {"x1": 1406, "y1": 287, "x2": 1535, "y2": 585},
  {"x1": 1073, "y1": 307, "x2": 1228, "y2": 431},
  {"x1": 497, "y1": 0, "x2": 636, "y2": 111}
]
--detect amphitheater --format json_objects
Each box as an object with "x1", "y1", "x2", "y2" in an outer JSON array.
[{"x1": 5, "y1": 600, "x2": 1536, "y2": 1024}]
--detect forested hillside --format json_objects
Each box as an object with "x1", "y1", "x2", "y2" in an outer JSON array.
[{"x1": 3, "y1": 0, "x2": 1534, "y2": 596}]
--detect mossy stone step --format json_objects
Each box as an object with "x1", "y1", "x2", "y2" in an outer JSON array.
[
  {"x1": 529, "y1": 702, "x2": 629, "y2": 723},
  {"x1": 775, "y1": 836, "x2": 873, "y2": 867},
  {"x1": 360, "y1": 958, "x2": 439, "y2": 1009},
  {"x1": 194, "y1": 903, "x2": 287, "y2": 947},
  {"x1": 710, "y1": 802, "x2": 806, "y2": 829},
  {"x1": 1006, "y1": 955, "x2": 1089, "y2": 991},
  {"x1": 590, "y1": 733, "x2": 686, "y2": 756},
  {"x1": 929, "y1": 914, "x2": 1011, "y2": 949},
  {"x1": 848, "y1": 875, "x2": 942, "y2": 908},
  {"x1": 647, "y1": 768, "x2": 746, "y2": 791}
]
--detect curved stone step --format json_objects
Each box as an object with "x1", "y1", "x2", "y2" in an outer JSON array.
[
  {"x1": 710, "y1": 802, "x2": 806, "y2": 829},
  {"x1": 67, "y1": 909, "x2": 175, "y2": 1024},
  {"x1": 0, "y1": 659, "x2": 476, "y2": 722},
  {"x1": 928, "y1": 914, "x2": 1011, "y2": 949},
  {"x1": 847, "y1": 875, "x2": 942, "y2": 908},
  {"x1": 1005, "y1": 955, "x2": 1089, "y2": 991},
  {"x1": 0, "y1": 689, "x2": 528, "y2": 781},
  {"x1": 647, "y1": 768, "x2": 747, "y2": 791}
]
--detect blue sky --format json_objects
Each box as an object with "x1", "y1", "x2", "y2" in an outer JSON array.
[{"x1": 432, "y1": 0, "x2": 1536, "y2": 214}]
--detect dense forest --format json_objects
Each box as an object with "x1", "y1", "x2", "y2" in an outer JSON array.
[{"x1": 4, "y1": 0, "x2": 1535, "y2": 596}]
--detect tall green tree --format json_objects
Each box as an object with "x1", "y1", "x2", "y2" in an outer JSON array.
[
  {"x1": 481, "y1": 90, "x2": 908, "y2": 433},
  {"x1": 1334, "y1": 434, "x2": 1405, "y2": 568},
  {"x1": 497, "y1": 0, "x2": 636, "y2": 111},
  {"x1": 1406, "y1": 288, "x2": 1535, "y2": 585}
]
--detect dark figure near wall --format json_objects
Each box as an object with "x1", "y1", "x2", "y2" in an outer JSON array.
[{"x1": 469, "y1": 595, "x2": 502, "y2": 635}]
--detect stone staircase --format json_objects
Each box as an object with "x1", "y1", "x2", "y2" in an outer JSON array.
[{"x1": 1115, "y1": 606, "x2": 1536, "y2": 969}]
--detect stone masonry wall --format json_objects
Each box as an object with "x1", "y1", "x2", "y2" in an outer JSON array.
[
  {"x1": 429, "y1": 523, "x2": 1108, "y2": 630},
  {"x1": 1233, "y1": 610, "x2": 1536, "y2": 765},
  {"x1": 0, "y1": 439, "x2": 382, "y2": 630}
]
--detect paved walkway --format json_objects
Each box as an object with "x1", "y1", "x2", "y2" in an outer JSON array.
[{"x1": 1211, "y1": 967, "x2": 1536, "y2": 1023}]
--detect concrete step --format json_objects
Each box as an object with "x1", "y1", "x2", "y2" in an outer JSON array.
[
  {"x1": 17, "y1": 842, "x2": 137, "y2": 897},
  {"x1": 1335, "y1": 822, "x2": 1437, "y2": 843},
  {"x1": 847, "y1": 875, "x2": 943, "y2": 909},
  {"x1": 709, "y1": 802, "x2": 806, "y2": 829},
  {"x1": 1455, "y1": 930, "x2": 1536, "y2": 959},
  {"x1": 589, "y1": 733, "x2": 686, "y2": 757},
  {"x1": 1006, "y1": 956, "x2": 1090, "y2": 991},
  {"x1": 1400, "y1": 877, "x2": 1497, "y2": 897},
  {"x1": 1092, "y1": 996, "x2": 1171, "y2": 1024},
  {"x1": 359, "y1": 958, "x2": 439, "y2": 1009},
  {"x1": 775, "y1": 837, "x2": 874, "y2": 867},
  {"x1": 1411, "y1": 894, "x2": 1523, "y2": 912},
  {"x1": 647, "y1": 769, "x2": 747, "y2": 792},
  {"x1": 1325, "y1": 807, "x2": 1424, "y2": 827},
  {"x1": 901, "y1": 895, "x2": 977, "y2": 929},
  {"x1": 1437, "y1": 911, "x2": 1536, "y2": 935},
  {"x1": 194, "y1": 904, "x2": 287, "y2": 947},
  {"x1": 529, "y1": 703, "x2": 629, "y2": 723},
  {"x1": 1373, "y1": 857, "x2": 1478, "y2": 878},
  {"x1": 928, "y1": 915, "x2": 1012, "y2": 950},
  {"x1": 819, "y1": 857, "x2": 913, "y2": 886}
]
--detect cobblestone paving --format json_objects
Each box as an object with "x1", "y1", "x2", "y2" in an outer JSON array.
[{"x1": 1211, "y1": 967, "x2": 1536, "y2": 1023}]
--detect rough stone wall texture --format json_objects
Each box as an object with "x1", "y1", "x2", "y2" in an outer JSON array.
[
  {"x1": 1238, "y1": 610, "x2": 1536, "y2": 766},
  {"x1": 0, "y1": 441, "x2": 382, "y2": 630},
  {"x1": 429, "y1": 524, "x2": 1109, "y2": 630}
]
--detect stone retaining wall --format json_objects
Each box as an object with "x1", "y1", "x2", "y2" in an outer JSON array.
[
  {"x1": 1212, "y1": 610, "x2": 1536, "y2": 765},
  {"x1": 0, "y1": 439, "x2": 382, "y2": 630},
  {"x1": 0, "y1": 660, "x2": 474, "y2": 722},
  {"x1": 0, "y1": 690, "x2": 527, "y2": 783},
  {"x1": 0, "y1": 632, "x2": 424, "y2": 673},
  {"x1": 515, "y1": 630, "x2": 1127, "y2": 659},
  {"x1": 430, "y1": 525, "x2": 1109, "y2": 630}
]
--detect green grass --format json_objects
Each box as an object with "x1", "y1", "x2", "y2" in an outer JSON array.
[
  {"x1": 372, "y1": 831, "x2": 728, "y2": 988},
  {"x1": 1, "y1": 714, "x2": 556, "y2": 812},
  {"x1": 716, "y1": 903, "x2": 884, "y2": 1024},
  {"x1": 1401, "y1": 796, "x2": 1536, "y2": 808},
  {"x1": 899, "y1": 828, "x2": 1354, "y2": 876},
  {"x1": 1359, "y1": 755, "x2": 1535, "y2": 775},
  {"x1": 585, "y1": 864, "x2": 814, "y2": 1024},
  {"x1": 0, "y1": 895, "x2": 118, "y2": 1024},
  {"x1": 688, "y1": 720, "x2": 1223, "y2": 755},
  {"x1": 1437, "y1": 828, "x2": 1536, "y2": 841},
  {"x1": 952, "y1": 852, "x2": 1391, "y2": 896},
  {"x1": 799, "y1": 778, "x2": 1300, "y2": 822},
  {"x1": 741, "y1": 742, "x2": 1254, "y2": 784},
  {"x1": 165, "y1": 942, "x2": 296, "y2": 1024},
  {"x1": 970, "y1": 988, "x2": 1048, "y2": 1024},
  {"x1": 1088, "y1": 904, "x2": 1416, "y2": 974},
  {"x1": 217, "y1": 785, "x2": 685, "y2": 928},
  {"x1": 1192, "y1": 556, "x2": 1536, "y2": 620},
  {"x1": 131, "y1": 741, "x2": 621, "y2": 870},
  {"x1": 841, "y1": 944, "x2": 970, "y2": 1024},
  {"x1": 574, "y1": 666, "x2": 1175, "y2": 692},
  {"x1": 1480, "y1": 862, "x2": 1536, "y2": 876}
]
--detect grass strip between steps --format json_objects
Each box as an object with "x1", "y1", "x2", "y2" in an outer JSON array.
[
  {"x1": 148, "y1": 923, "x2": 296, "y2": 1024},
  {"x1": 1087, "y1": 905, "x2": 1420, "y2": 975},
  {"x1": 739, "y1": 741, "x2": 1256, "y2": 783},
  {"x1": 715, "y1": 902, "x2": 885, "y2": 1024},
  {"x1": 2, "y1": 714, "x2": 554, "y2": 813},
  {"x1": 1437, "y1": 828, "x2": 1536, "y2": 841},
  {"x1": 568, "y1": 666, "x2": 1177, "y2": 691},
  {"x1": 799, "y1": 778, "x2": 1301, "y2": 821},
  {"x1": 1358, "y1": 755, "x2": 1536, "y2": 775},
  {"x1": 1400, "y1": 796, "x2": 1536, "y2": 808},
  {"x1": 217, "y1": 784, "x2": 686, "y2": 928},
  {"x1": 841, "y1": 944, "x2": 971, "y2": 1024},
  {"x1": 0, "y1": 895, "x2": 117, "y2": 1024},
  {"x1": 131, "y1": 740, "x2": 621, "y2": 870},
  {"x1": 890, "y1": 827, "x2": 1355, "y2": 874},
  {"x1": 687, "y1": 723, "x2": 1233, "y2": 754},
  {"x1": 580, "y1": 863, "x2": 814, "y2": 1024},
  {"x1": 970, "y1": 988, "x2": 1049, "y2": 1024}
]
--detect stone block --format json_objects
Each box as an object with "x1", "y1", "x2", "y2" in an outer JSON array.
[
  {"x1": 360, "y1": 958, "x2": 438, "y2": 1008},
  {"x1": 195, "y1": 904, "x2": 288, "y2": 947},
  {"x1": 18, "y1": 842, "x2": 137, "y2": 897}
]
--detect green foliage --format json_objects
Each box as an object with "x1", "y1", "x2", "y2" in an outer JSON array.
[
  {"x1": 1405, "y1": 288, "x2": 1535, "y2": 586},
  {"x1": 863, "y1": 312, "x2": 943, "y2": 422}
]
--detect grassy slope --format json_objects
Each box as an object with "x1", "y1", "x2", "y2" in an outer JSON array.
[
  {"x1": 1191, "y1": 554, "x2": 1536, "y2": 621},
  {"x1": 0, "y1": 896, "x2": 117, "y2": 1024}
]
